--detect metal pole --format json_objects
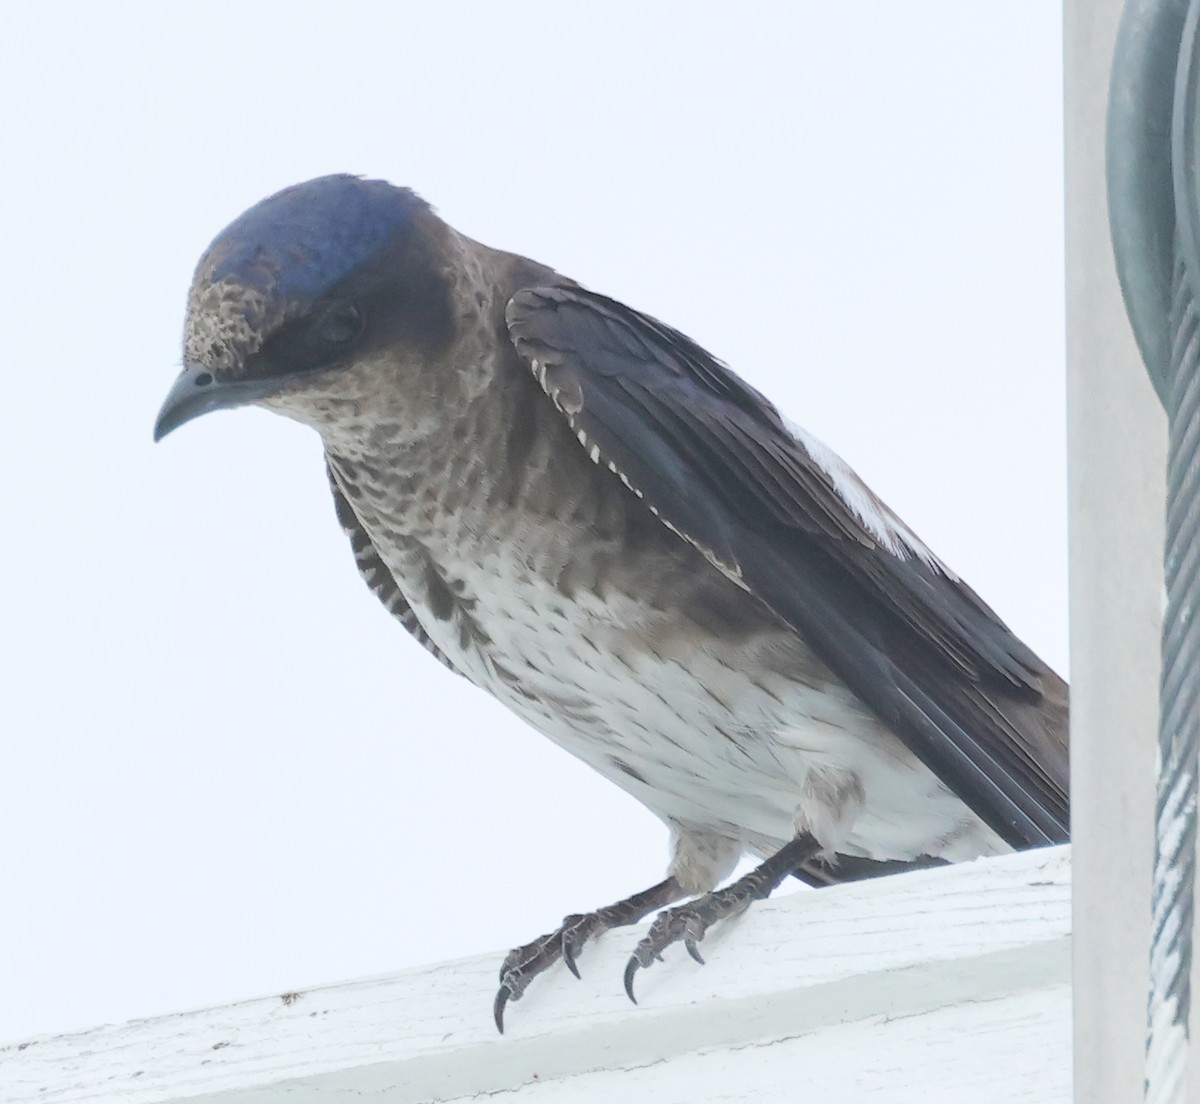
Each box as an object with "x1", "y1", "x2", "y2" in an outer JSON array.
[
  {"x1": 1068, "y1": 0, "x2": 1169, "y2": 1099},
  {"x1": 1106, "y1": 1, "x2": 1200, "y2": 1100}
]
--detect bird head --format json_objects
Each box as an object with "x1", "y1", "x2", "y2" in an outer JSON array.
[{"x1": 154, "y1": 175, "x2": 455, "y2": 441}]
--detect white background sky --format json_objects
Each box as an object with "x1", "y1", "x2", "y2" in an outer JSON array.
[{"x1": 0, "y1": 3, "x2": 1064, "y2": 1045}]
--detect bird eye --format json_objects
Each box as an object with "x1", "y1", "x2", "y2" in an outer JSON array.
[
  {"x1": 251, "y1": 299, "x2": 367, "y2": 378},
  {"x1": 313, "y1": 301, "x2": 365, "y2": 349}
]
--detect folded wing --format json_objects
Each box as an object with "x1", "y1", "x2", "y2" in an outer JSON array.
[{"x1": 506, "y1": 286, "x2": 1068, "y2": 849}]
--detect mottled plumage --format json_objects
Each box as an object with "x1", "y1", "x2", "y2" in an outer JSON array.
[{"x1": 156, "y1": 175, "x2": 1068, "y2": 1028}]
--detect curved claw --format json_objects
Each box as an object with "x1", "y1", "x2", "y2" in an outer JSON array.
[
  {"x1": 493, "y1": 983, "x2": 512, "y2": 1034},
  {"x1": 623, "y1": 954, "x2": 642, "y2": 1004},
  {"x1": 685, "y1": 939, "x2": 706, "y2": 966},
  {"x1": 562, "y1": 934, "x2": 583, "y2": 980}
]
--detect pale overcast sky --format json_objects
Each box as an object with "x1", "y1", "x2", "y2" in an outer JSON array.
[{"x1": 0, "y1": 2, "x2": 1064, "y2": 1044}]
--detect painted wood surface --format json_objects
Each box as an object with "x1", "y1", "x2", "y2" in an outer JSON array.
[{"x1": 2, "y1": 845, "x2": 1071, "y2": 1104}]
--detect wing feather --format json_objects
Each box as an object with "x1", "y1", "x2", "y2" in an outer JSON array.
[
  {"x1": 325, "y1": 458, "x2": 467, "y2": 679},
  {"x1": 506, "y1": 285, "x2": 1068, "y2": 848}
]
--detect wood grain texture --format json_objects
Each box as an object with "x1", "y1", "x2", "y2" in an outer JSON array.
[{"x1": 1, "y1": 846, "x2": 1070, "y2": 1104}]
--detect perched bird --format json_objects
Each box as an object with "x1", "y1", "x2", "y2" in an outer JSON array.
[{"x1": 156, "y1": 175, "x2": 1069, "y2": 1031}]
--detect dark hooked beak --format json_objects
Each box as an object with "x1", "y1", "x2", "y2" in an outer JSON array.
[{"x1": 153, "y1": 363, "x2": 286, "y2": 442}]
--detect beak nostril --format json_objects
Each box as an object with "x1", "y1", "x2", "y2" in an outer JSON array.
[{"x1": 194, "y1": 372, "x2": 213, "y2": 387}]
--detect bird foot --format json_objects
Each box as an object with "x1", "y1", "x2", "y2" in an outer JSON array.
[
  {"x1": 622, "y1": 888, "x2": 747, "y2": 1001},
  {"x1": 623, "y1": 832, "x2": 820, "y2": 1002},
  {"x1": 494, "y1": 877, "x2": 681, "y2": 1033},
  {"x1": 494, "y1": 928, "x2": 563, "y2": 1033}
]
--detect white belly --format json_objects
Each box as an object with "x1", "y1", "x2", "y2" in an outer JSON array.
[{"x1": 397, "y1": 533, "x2": 1009, "y2": 867}]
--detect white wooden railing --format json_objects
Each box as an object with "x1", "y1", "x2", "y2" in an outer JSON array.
[{"x1": 1, "y1": 846, "x2": 1070, "y2": 1104}]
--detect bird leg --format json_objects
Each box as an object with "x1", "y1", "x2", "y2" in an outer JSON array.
[
  {"x1": 623, "y1": 832, "x2": 821, "y2": 1002},
  {"x1": 494, "y1": 875, "x2": 684, "y2": 1032}
]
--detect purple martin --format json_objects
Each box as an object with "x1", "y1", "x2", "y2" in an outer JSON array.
[{"x1": 155, "y1": 175, "x2": 1068, "y2": 1031}]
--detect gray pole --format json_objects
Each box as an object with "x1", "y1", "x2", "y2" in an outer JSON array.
[{"x1": 1066, "y1": 0, "x2": 1168, "y2": 1100}]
